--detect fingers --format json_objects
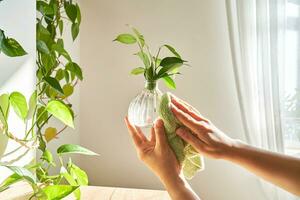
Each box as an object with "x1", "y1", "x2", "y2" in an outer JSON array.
[
  {"x1": 170, "y1": 94, "x2": 208, "y2": 122},
  {"x1": 170, "y1": 104, "x2": 204, "y2": 135},
  {"x1": 150, "y1": 127, "x2": 156, "y2": 143},
  {"x1": 176, "y1": 127, "x2": 206, "y2": 152},
  {"x1": 135, "y1": 126, "x2": 148, "y2": 142},
  {"x1": 125, "y1": 117, "x2": 143, "y2": 148},
  {"x1": 153, "y1": 119, "x2": 168, "y2": 148}
]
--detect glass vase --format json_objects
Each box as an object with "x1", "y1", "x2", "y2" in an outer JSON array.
[{"x1": 128, "y1": 80, "x2": 162, "y2": 127}]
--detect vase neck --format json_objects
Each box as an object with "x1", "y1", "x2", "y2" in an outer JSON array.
[{"x1": 145, "y1": 80, "x2": 157, "y2": 90}]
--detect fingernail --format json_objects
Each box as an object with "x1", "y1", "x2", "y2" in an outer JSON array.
[{"x1": 155, "y1": 119, "x2": 164, "y2": 128}]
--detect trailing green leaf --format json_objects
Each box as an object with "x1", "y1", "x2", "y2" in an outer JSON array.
[
  {"x1": 65, "y1": 62, "x2": 83, "y2": 80},
  {"x1": 9, "y1": 92, "x2": 28, "y2": 120},
  {"x1": 0, "y1": 173, "x2": 22, "y2": 192},
  {"x1": 71, "y1": 23, "x2": 79, "y2": 41},
  {"x1": 57, "y1": 144, "x2": 98, "y2": 156},
  {"x1": 42, "y1": 185, "x2": 79, "y2": 200},
  {"x1": 5, "y1": 166, "x2": 36, "y2": 184},
  {"x1": 46, "y1": 100, "x2": 74, "y2": 128},
  {"x1": 0, "y1": 94, "x2": 10, "y2": 123},
  {"x1": 41, "y1": 149, "x2": 54, "y2": 165},
  {"x1": 27, "y1": 90, "x2": 37, "y2": 120},
  {"x1": 44, "y1": 76, "x2": 64, "y2": 95},
  {"x1": 65, "y1": 3, "x2": 78, "y2": 23},
  {"x1": 37, "y1": 40, "x2": 50, "y2": 54},
  {"x1": 1, "y1": 37, "x2": 27, "y2": 57}
]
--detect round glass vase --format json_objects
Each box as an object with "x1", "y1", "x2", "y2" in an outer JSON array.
[{"x1": 128, "y1": 80, "x2": 162, "y2": 127}]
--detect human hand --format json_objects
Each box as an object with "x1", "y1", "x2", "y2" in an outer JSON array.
[
  {"x1": 125, "y1": 117, "x2": 181, "y2": 181},
  {"x1": 170, "y1": 95, "x2": 237, "y2": 159}
]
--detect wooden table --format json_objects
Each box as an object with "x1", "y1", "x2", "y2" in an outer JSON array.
[{"x1": 0, "y1": 182, "x2": 171, "y2": 200}]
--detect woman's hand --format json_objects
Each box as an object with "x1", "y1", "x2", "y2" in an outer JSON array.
[
  {"x1": 125, "y1": 117, "x2": 180, "y2": 180},
  {"x1": 170, "y1": 95, "x2": 300, "y2": 196},
  {"x1": 170, "y1": 95, "x2": 237, "y2": 159},
  {"x1": 125, "y1": 117, "x2": 201, "y2": 200}
]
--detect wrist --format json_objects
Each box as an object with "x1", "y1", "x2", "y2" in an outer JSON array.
[
  {"x1": 221, "y1": 139, "x2": 247, "y2": 161},
  {"x1": 159, "y1": 172, "x2": 186, "y2": 190}
]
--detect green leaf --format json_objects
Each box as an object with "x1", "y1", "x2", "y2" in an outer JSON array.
[
  {"x1": 9, "y1": 92, "x2": 28, "y2": 120},
  {"x1": 44, "y1": 127, "x2": 57, "y2": 142},
  {"x1": 64, "y1": 70, "x2": 70, "y2": 83},
  {"x1": 163, "y1": 76, "x2": 176, "y2": 89},
  {"x1": 135, "y1": 51, "x2": 150, "y2": 67},
  {"x1": 42, "y1": 185, "x2": 79, "y2": 200},
  {"x1": 65, "y1": 3, "x2": 77, "y2": 23},
  {"x1": 57, "y1": 38, "x2": 64, "y2": 48},
  {"x1": 58, "y1": 20, "x2": 64, "y2": 36},
  {"x1": 37, "y1": 40, "x2": 50, "y2": 54},
  {"x1": 1, "y1": 38, "x2": 27, "y2": 57},
  {"x1": 46, "y1": 100, "x2": 74, "y2": 128},
  {"x1": 113, "y1": 34, "x2": 136, "y2": 44},
  {"x1": 63, "y1": 84, "x2": 74, "y2": 97},
  {"x1": 0, "y1": 173, "x2": 22, "y2": 192},
  {"x1": 57, "y1": 144, "x2": 98, "y2": 156},
  {"x1": 37, "y1": 106, "x2": 48, "y2": 126},
  {"x1": 37, "y1": 1, "x2": 54, "y2": 15},
  {"x1": 65, "y1": 62, "x2": 83, "y2": 80},
  {"x1": 157, "y1": 57, "x2": 184, "y2": 78},
  {"x1": 163, "y1": 45, "x2": 181, "y2": 58},
  {"x1": 130, "y1": 67, "x2": 144, "y2": 75},
  {"x1": 44, "y1": 76, "x2": 64, "y2": 95},
  {"x1": 145, "y1": 67, "x2": 154, "y2": 80},
  {"x1": 52, "y1": 43, "x2": 72, "y2": 62},
  {"x1": 154, "y1": 57, "x2": 161, "y2": 67},
  {"x1": 5, "y1": 166, "x2": 36, "y2": 184},
  {"x1": 0, "y1": 94, "x2": 10, "y2": 123},
  {"x1": 61, "y1": 167, "x2": 81, "y2": 200},
  {"x1": 76, "y1": 4, "x2": 81, "y2": 25},
  {"x1": 71, "y1": 23, "x2": 80, "y2": 41},
  {"x1": 69, "y1": 163, "x2": 88, "y2": 186},
  {"x1": 61, "y1": 167, "x2": 77, "y2": 185},
  {"x1": 26, "y1": 90, "x2": 37, "y2": 119},
  {"x1": 0, "y1": 30, "x2": 4, "y2": 46},
  {"x1": 160, "y1": 57, "x2": 184, "y2": 67},
  {"x1": 37, "y1": 23, "x2": 51, "y2": 42},
  {"x1": 41, "y1": 149, "x2": 54, "y2": 165},
  {"x1": 132, "y1": 27, "x2": 145, "y2": 47},
  {"x1": 41, "y1": 53, "x2": 56, "y2": 72},
  {"x1": 38, "y1": 129, "x2": 47, "y2": 152},
  {"x1": 55, "y1": 69, "x2": 65, "y2": 80}
]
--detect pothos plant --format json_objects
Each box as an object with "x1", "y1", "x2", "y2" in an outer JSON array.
[
  {"x1": 113, "y1": 26, "x2": 188, "y2": 90},
  {"x1": 0, "y1": 0, "x2": 97, "y2": 199}
]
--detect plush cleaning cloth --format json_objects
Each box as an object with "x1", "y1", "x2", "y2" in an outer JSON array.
[{"x1": 158, "y1": 93, "x2": 204, "y2": 179}]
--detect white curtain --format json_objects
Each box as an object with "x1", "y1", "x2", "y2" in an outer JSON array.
[{"x1": 225, "y1": 0, "x2": 299, "y2": 199}]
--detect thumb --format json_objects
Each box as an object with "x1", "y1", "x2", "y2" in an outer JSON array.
[{"x1": 154, "y1": 119, "x2": 168, "y2": 148}]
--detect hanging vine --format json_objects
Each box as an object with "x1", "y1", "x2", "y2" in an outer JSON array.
[{"x1": 0, "y1": 1, "x2": 97, "y2": 199}]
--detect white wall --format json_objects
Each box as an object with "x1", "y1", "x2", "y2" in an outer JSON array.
[
  {"x1": 79, "y1": 0, "x2": 265, "y2": 199},
  {"x1": 0, "y1": 0, "x2": 35, "y2": 182}
]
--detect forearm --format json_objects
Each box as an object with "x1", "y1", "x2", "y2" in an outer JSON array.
[
  {"x1": 225, "y1": 140, "x2": 300, "y2": 196},
  {"x1": 160, "y1": 174, "x2": 200, "y2": 200}
]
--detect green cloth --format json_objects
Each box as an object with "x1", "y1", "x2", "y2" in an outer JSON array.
[{"x1": 158, "y1": 93, "x2": 204, "y2": 179}]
